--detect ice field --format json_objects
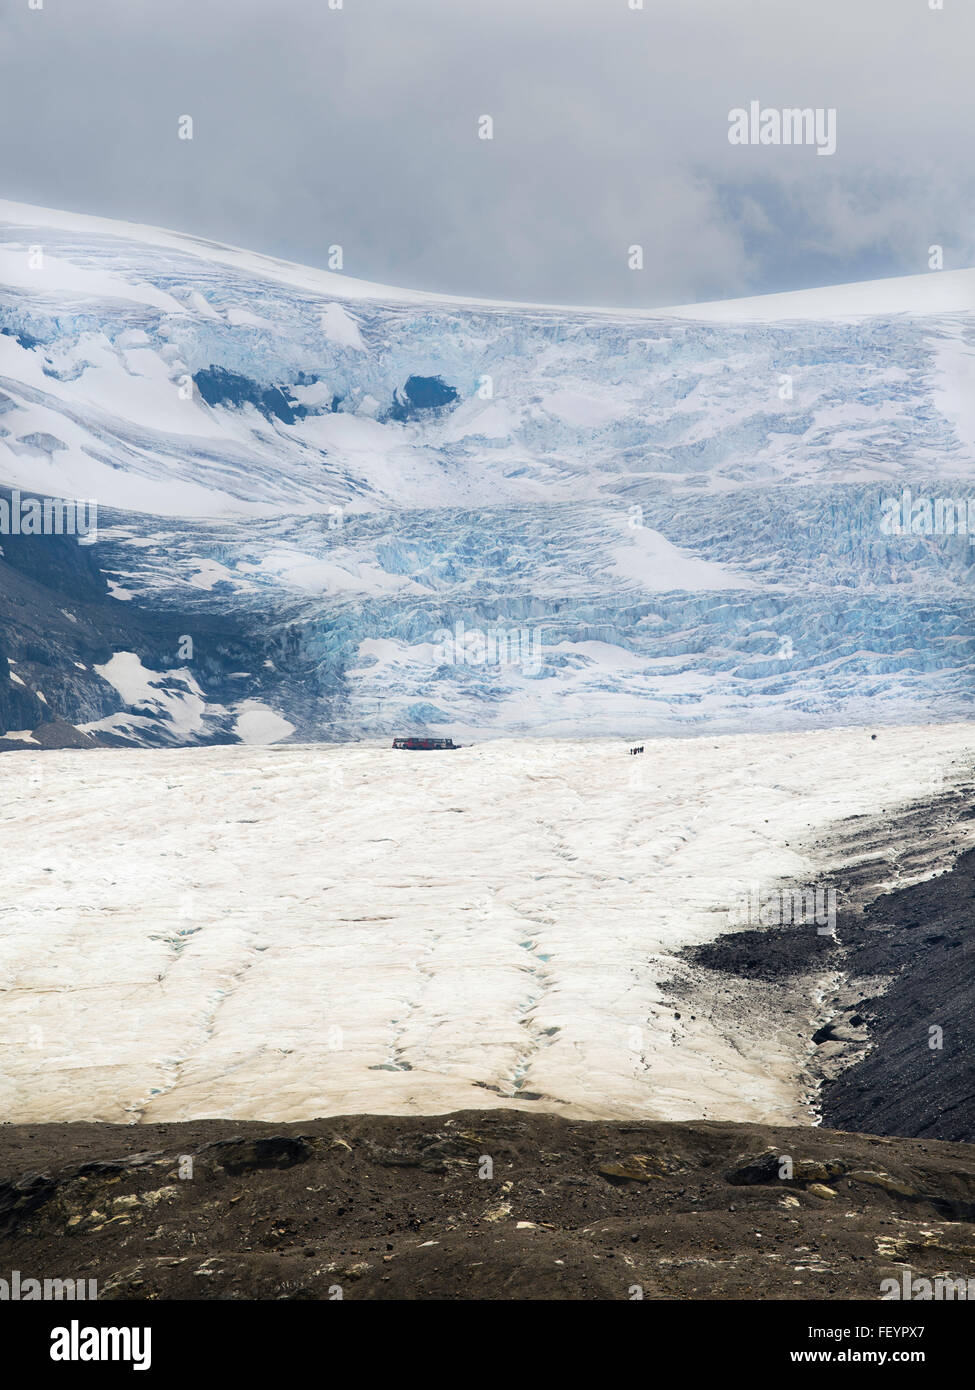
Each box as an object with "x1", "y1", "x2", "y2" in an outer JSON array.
[{"x1": 2, "y1": 723, "x2": 973, "y2": 1126}]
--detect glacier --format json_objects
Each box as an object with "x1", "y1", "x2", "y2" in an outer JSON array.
[
  {"x1": 1, "y1": 199, "x2": 975, "y2": 744},
  {"x1": 3, "y1": 724, "x2": 973, "y2": 1125}
]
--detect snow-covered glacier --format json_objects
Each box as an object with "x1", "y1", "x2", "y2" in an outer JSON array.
[{"x1": 1, "y1": 199, "x2": 974, "y2": 744}]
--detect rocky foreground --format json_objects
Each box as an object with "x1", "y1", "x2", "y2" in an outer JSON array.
[{"x1": 2, "y1": 1111, "x2": 975, "y2": 1300}]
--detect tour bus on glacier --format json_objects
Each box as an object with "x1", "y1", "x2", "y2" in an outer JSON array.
[{"x1": 392, "y1": 736, "x2": 459, "y2": 750}]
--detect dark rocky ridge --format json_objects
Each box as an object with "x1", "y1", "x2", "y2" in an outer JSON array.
[
  {"x1": 818, "y1": 844, "x2": 975, "y2": 1142},
  {"x1": 2, "y1": 1111, "x2": 974, "y2": 1301},
  {"x1": 679, "y1": 775, "x2": 975, "y2": 1144}
]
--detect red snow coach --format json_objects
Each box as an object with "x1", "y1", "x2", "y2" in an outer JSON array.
[{"x1": 392, "y1": 737, "x2": 459, "y2": 750}]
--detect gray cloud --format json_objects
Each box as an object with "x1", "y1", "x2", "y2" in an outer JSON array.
[{"x1": 1, "y1": 0, "x2": 973, "y2": 306}]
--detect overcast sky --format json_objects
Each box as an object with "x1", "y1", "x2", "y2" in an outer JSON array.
[{"x1": 2, "y1": 0, "x2": 973, "y2": 308}]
